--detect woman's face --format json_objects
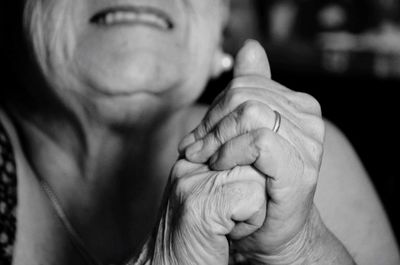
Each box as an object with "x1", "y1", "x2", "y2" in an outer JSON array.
[{"x1": 24, "y1": 0, "x2": 228, "y2": 125}]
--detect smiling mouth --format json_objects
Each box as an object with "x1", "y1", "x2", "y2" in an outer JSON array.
[{"x1": 90, "y1": 6, "x2": 174, "y2": 30}]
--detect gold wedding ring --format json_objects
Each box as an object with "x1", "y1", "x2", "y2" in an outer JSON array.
[{"x1": 272, "y1": 110, "x2": 281, "y2": 133}]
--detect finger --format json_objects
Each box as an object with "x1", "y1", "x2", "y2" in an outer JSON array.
[
  {"x1": 229, "y1": 200, "x2": 266, "y2": 240},
  {"x1": 179, "y1": 41, "x2": 272, "y2": 152},
  {"x1": 234, "y1": 40, "x2": 271, "y2": 79},
  {"x1": 178, "y1": 83, "x2": 319, "y2": 153},
  {"x1": 185, "y1": 101, "x2": 275, "y2": 163},
  {"x1": 209, "y1": 128, "x2": 303, "y2": 191},
  {"x1": 171, "y1": 159, "x2": 209, "y2": 179},
  {"x1": 221, "y1": 180, "x2": 266, "y2": 236},
  {"x1": 209, "y1": 130, "x2": 278, "y2": 173},
  {"x1": 193, "y1": 107, "x2": 321, "y2": 172},
  {"x1": 204, "y1": 166, "x2": 266, "y2": 236},
  {"x1": 185, "y1": 101, "x2": 313, "y2": 166},
  {"x1": 178, "y1": 83, "x2": 287, "y2": 153},
  {"x1": 214, "y1": 164, "x2": 266, "y2": 186},
  {"x1": 179, "y1": 40, "x2": 272, "y2": 153}
]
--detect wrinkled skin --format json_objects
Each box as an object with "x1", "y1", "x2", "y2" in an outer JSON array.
[
  {"x1": 179, "y1": 41, "x2": 326, "y2": 264},
  {"x1": 12, "y1": 0, "x2": 361, "y2": 264},
  {"x1": 151, "y1": 160, "x2": 266, "y2": 264},
  {"x1": 143, "y1": 41, "x2": 335, "y2": 265}
]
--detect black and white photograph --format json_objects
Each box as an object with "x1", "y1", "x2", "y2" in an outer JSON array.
[{"x1": 1, "y1": 0, "x2": 399, "y2": 264}]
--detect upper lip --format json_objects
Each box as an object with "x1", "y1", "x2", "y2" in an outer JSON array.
[{"x1": 90, "y1": 5, "x2": 174, "y2": 30}]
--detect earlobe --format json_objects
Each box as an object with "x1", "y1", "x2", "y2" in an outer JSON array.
[{"x1": 211, "y1": 50, "x2": 233, "y2": 78}]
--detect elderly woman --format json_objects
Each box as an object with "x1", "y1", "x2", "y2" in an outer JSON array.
[{"x1": 0, "y1": 0, "x2": 399, "y2": 265}]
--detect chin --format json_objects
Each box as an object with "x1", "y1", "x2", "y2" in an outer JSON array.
[
  {"x1": 75, "y1": 48, "x2": 184, "y2": 97},
  {"x1": 91, "y1": 92, "x2": 170, "y2": 128}
]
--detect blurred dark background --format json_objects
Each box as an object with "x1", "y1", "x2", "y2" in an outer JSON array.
[
  {"x1": 200, "y1": 0, "x2": 400, "y2": 245},
  {"x1": 1, "y1": 0, "x2": 399, "y2": 250}
]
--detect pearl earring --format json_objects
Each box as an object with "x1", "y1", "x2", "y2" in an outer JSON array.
[{"x1": 221, "y1": 54, "x2": 234, "y2": 72}]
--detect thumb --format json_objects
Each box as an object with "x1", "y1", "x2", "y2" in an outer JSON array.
[{"x1": 234, "y1": 40, "x2": 271, "y2": 79}]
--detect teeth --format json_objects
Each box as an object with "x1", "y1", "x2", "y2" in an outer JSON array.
[{"x1": 98, "y1": 11, "x2": 169, "y2": 29}]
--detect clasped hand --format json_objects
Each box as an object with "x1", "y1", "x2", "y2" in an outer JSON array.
[{"x1": 148, "y1": 40, "x2": 326, "y2": 265}]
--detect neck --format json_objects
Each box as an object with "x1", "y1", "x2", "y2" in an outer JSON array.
[
  {"x1": 9, "y1": 105, "x2": 189, "y2": 262},
  {"x1": 13, "y1": 105, "x2": 185, "y2": 180}
]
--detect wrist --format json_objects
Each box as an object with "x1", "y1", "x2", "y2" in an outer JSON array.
[
  {"x1": 248, "y1": 206, "x2": 355, "y2": 265},
  {"x1": 146, "y1": 202, "x2": 230, "y2": 265},
  {"x1": 247, "y1": 216, "x2": 313, "y2": 265}
]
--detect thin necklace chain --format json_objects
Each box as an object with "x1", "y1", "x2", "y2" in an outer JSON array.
[{"x1": 38, "y1": 178, "x2": 149, "y2": 265}]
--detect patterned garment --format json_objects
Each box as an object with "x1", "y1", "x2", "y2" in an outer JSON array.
[{"x1": 0, "y1": 121, "x2": 17, "y2": 265}]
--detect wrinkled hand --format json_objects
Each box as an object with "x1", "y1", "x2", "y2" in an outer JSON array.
[
  {"x1": 179, "y1": 40, "x2": 326, "y2": 264},
  {"x1": 146, "y1": 159, "x2": 267, "y2": 265}
]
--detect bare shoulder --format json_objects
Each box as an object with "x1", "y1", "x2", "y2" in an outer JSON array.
[{"x1": 315, "y1": 120, "x2": 400, "y2": 265}]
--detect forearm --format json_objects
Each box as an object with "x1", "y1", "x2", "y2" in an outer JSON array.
[
  {"x1": 303, "y1": 207, "x2": 356, "y2": 265},
  {"x1": 249, "y1": 206, "x2": 356, "y2": 265}
]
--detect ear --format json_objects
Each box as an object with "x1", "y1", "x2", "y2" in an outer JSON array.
[
  {"x1": 211, "y1": 48, "x2": 233, "y2": 78},
  {"x1": 221, "y1": 0, "x2": 231, "y2": 28},
  {"x1": 211, "y1": 0, "x2": 232, "y2": 78}
]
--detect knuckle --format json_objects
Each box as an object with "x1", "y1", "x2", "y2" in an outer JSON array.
[
  {"x1": 291, "y1": 151, "x2": 317, "y2": 190},
  {"x1": 255, "y1": 128, "x2": 271, "y2": 144},
  {"x1": 241, "y1": 100, "x2": 262, "y2": 120},
  {"x1": 314, "y1": 141, "x2": 324, "y2": 159},
  {"x1": 254, "y1": 129, "x2": 273, "y2": 151},
  {"x1": 313, "y1": 117, "x2": 326, "y2": 142},
  {"x1": 296, "y1": 135, "x2": 323, "y2": 170},
  {"x1": 308, "y1": 138, "x2": 324, "y2": 163},
  {"x1": 306, "y1": 115, "x2": 326, "y2": 142},
  {"x1": 293, "y1": 91, "x2": 309, "y2": 101},
  {"x1": 193, "y1": 126, "x2": 205, "y2": 140},
  {"x1": 225, "y1": 87, "x2": 248, "y2": 108},
  {"x1": 289, "y1": 146, "x2": 305, "y2": 173},
  {"x1": 228, "y1": 111, "x2": 242, "y2": 132},
  {"x1": 296, "y1": 92, "x2": 322, "y2": 115},
  {"x1": 308, "y1": 96, "x2": 322, "y2": 116},
  {"x1": 195, "y1": 120, "x2": 213, "y2": 139},
  {"x1": 303, "y1": 163, "x2": 319, "y2": 189},
  {"x1": 298, "y1": 113, "x2": 326, "y2": 142},
  {"x1": 212, "y1": 124, "x2": 226, "y2": 145},
  {"x1": 299, "y1": 142, "x2": 322, "y2": 187}
]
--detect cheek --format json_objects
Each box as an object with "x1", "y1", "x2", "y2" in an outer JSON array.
[
  {"x1": 24, "y1": 0, "x2": 85, "y2": 91},
  {"x1": 182, "y1": 23, "x2": 222, "y2": 93},
  {"x1": 185, "y1": 1, "x2": 226, "y2": 76}
]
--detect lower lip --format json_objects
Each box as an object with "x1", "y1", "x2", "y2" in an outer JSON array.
[{"x1": 96, "y1": 20, "x2": 169, "y2": 31}]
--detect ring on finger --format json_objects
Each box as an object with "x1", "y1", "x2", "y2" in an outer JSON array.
[{"x1": 272, "y1": 110, "x2": 281, "y2": 134}]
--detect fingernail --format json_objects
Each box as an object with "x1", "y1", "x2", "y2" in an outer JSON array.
[
  {"x1": 234, "y1": 39, "x2": 271, "y2": 79},
  {"x1": 185, "y1": 141, "x2": 203, "y2": 159},
  {"x1": 178, "y1": 133, "x2": 196, "y2": 153},
  {"x1": 244, "y1": 39, "x2": 258, "y2": 46}
]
